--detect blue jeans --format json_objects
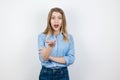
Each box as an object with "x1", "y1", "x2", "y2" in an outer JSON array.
[{"x1": 39, "y1": 66, "x2": 69, "y2": 80}]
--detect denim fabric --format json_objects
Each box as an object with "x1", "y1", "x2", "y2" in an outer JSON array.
[{"x1": 39, "y1": 66, "x2": 69, "y2": 80}]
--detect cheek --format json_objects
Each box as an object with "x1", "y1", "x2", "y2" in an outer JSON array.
[
  {"x1": 59, "y1": 20, "x2": 62, "y2": 25},
  {"x1": 50, "y1": 20, "x2": 53, "y2": 24},
  {"x1": 50, "y1": 20, "x2": 54, "y2": 26}
]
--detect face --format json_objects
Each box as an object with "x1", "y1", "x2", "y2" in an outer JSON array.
[{"x1": 50, "y1": 11, "x2": 62, "y2": 32}]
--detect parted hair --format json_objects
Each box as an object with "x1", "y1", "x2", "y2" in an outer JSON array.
[{"x1": 43, "y1": 7, "x2": 69, "y2": 42}]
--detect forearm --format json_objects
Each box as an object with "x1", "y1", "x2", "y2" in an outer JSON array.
[
  {"x1": 40, "y1": 46, "x2": 53, "y2": 61},
  {"x1": 49, "y1": 56, "x2": 66, "y2": 64}
]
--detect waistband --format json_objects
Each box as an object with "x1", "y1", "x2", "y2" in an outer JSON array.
[{"x1": 42, "y1": 66, "x2": 67, "y2": 71}]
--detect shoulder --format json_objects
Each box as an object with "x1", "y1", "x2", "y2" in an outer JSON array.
[
  {"x1": 66, "y1": 33, "x2": 74, "y2": 42},
  {"x1": 38, "y1": 33, "x2": 47, "y2": 39},
  {"x1": 67, "y1": 33, "x2": 73, "y2": 39}
]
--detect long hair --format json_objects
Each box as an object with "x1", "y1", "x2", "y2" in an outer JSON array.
[{"x1": 43, "y1": 7, "x2": 69, "y2": 42}]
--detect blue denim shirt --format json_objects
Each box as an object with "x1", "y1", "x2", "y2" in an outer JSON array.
[{"x1": 38, "y1": 33, "x2": 75, "y2": 68}]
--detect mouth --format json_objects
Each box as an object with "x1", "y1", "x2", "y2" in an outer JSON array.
[{"x1": 54, "y1": 24, "x2": 59, "y2": 28}]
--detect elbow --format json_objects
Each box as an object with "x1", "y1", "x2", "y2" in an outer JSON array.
[
  {"x1": 41, "y1": 55, "x2": 49, "y2": 62},
  {"x1": 39, "y1": 54, "x2": 49, "y2": 63},
  {"x1": 64, "y1": 56, "x2": 75, "y2": 66},
  {"x1": 40, "y1": 57, "x2": 48, "y2": 63},
  {"x1": 68, "y1": 57, "x2": 75, "y2": 65}
]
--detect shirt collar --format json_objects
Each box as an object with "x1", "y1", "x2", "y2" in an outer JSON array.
[{"x1": 51, "y1": 33, "x2": 63, "y2": 39}]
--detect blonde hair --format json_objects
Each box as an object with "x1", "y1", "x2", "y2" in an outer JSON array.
[{"x1": 43, "y1": 7, "x2": 69, "y2": 42}]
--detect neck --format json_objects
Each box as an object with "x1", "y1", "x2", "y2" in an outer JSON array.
[{"x1": 54, "y1": 31, "x2": 60, "y2": 37}]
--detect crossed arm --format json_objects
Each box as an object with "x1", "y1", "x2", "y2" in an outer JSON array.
[{"x1": 39, "y1": 40, "x2": 66, "y2": 64}]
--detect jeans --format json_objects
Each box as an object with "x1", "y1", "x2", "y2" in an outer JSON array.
[{"x1": 39, "y1": 66, "x2": 69, "y2": 80}]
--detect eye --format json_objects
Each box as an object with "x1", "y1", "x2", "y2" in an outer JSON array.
[
  {"x1": 58, "y1": 16, "x2": 62, "y2": 19},
  {"x1": 51, "y1": 16, "x2": 55, "y2": 19}
]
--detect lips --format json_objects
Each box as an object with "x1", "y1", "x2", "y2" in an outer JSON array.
[{"x1": 54, "y1": 24, "x2": 59, "y2": 28}]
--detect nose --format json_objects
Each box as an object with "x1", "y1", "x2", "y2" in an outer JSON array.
[{"x1": 54, "y1": 19, "x2": 59, "y2": 23}]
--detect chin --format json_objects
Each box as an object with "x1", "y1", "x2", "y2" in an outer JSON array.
[
  {"x1": 53, "y1": 28, "x2": 59, "y2": 31},
  {"x1": 54, "y1": 29, "x2": 60, "y2": 31},
  {"x1": 54, "y1": 30, "x2": 59, "y2": 32}
]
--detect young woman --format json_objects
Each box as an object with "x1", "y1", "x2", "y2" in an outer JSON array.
[{"x1": 38, "y1": 7, "x2": 75, "y2": 80}]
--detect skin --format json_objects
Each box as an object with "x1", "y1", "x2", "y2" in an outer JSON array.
[{"x1": 40, "y1": 11, "x2": 66, "y2": 64}]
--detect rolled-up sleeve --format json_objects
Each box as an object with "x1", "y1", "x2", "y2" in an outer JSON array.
[
  {"x1": 38, "y1": 34, "x2": 45, "y2": 51},
  {"x1": 64, "y1": 35, "x2": 75, "y2": 66},
  {"x1": 38, "y1": 34, "x2": 48, "y2": 62}
]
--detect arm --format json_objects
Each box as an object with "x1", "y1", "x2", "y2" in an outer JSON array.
[
  {"x1": 49, "y1": 56, "x2": 66, "y2": 64},
  {"x1": 39, "y1": 46, "x2": 53, "y2": 61},
  {"x1": 49, "y1": 35, "x2": 75, "y2": 66},
  {"x1": 39, "y1": 40, "x2": 56, "y2": 61},
  {"x1": 38, "y1": 34, "x2": 56, "y2": 61},
  {"x1": 64, "y1": 35, "x2": 75, "y2": 66}
]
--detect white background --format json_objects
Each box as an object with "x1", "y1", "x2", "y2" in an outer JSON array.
[{"x1": 0, "y1": 0, "x2": 120, "y2": 80}]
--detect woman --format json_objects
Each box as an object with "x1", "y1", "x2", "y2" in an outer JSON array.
[{"x1": 38, "y1": 7, "x2": 75, "y2": 80}]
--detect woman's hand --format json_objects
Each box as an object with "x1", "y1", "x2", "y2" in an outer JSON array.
[{"x1": 46, "y1": 40, "x2": 56, "y2": 47}]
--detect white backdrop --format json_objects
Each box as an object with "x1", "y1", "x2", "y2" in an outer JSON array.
[{"x1": 0, "y1": 0, "x2": 120, "y2": 80}]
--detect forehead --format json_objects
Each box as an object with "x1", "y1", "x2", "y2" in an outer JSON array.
[{"x1": 51, "y1": 11, "x2": 62, "y2": 16}]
